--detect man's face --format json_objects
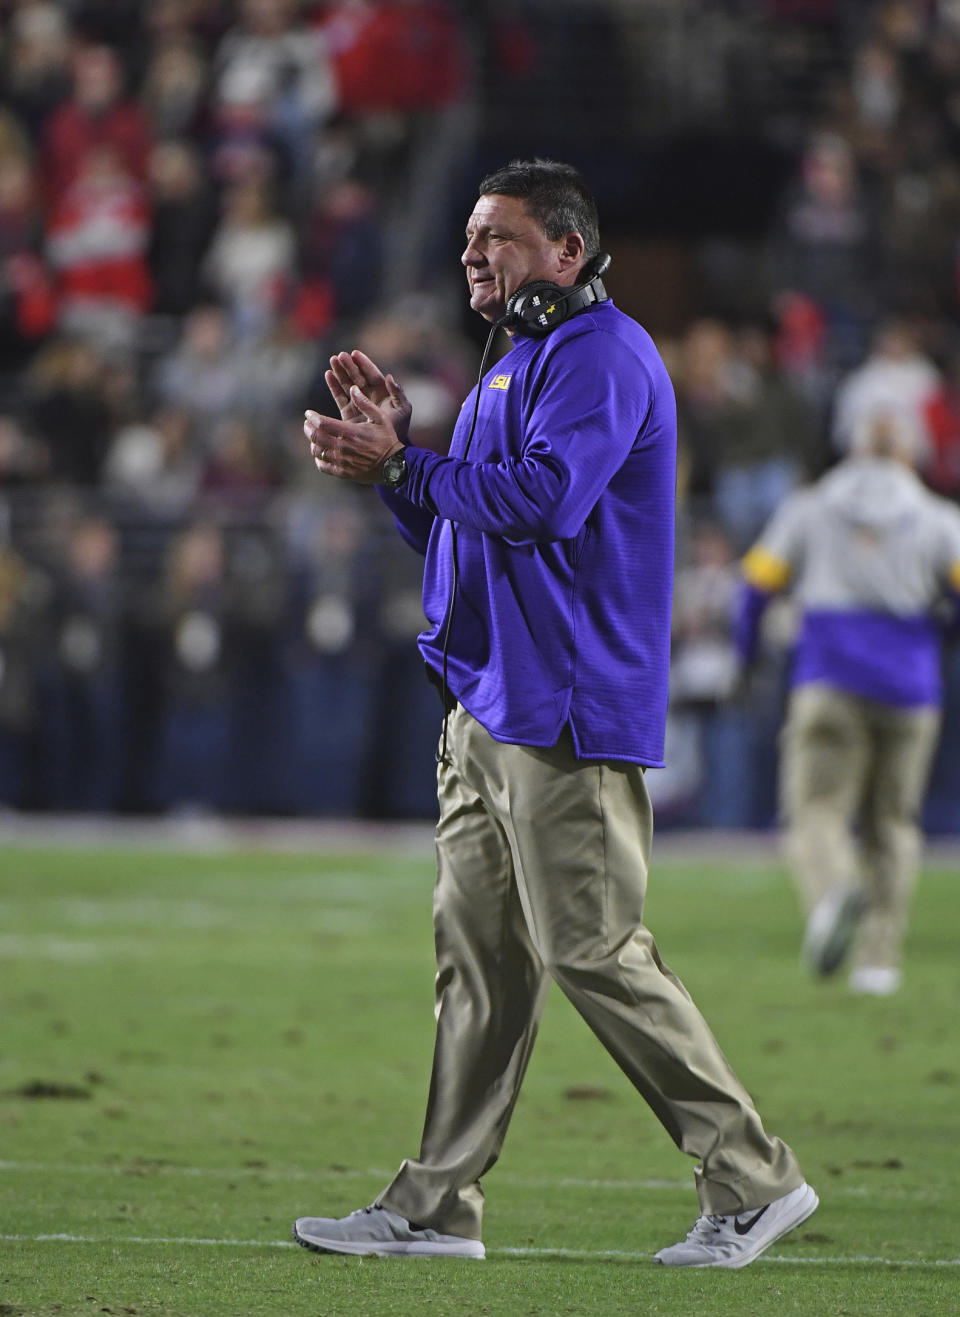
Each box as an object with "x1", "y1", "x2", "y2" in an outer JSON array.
[{"x1": 462, "y1": 193, "x2": 574, "y2": 324}]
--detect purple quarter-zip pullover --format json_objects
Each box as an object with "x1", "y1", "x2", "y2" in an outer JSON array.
[{"x1": 380, "y1": 300, "x2": 676, "y2": 766}]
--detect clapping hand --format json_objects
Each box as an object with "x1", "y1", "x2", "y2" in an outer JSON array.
[
  {"x1": 304, "y1": 350, "x2": 411, "y2": 484},
  {"x1": 326, "y1": 350, "x2": 411, "y2": 442}
]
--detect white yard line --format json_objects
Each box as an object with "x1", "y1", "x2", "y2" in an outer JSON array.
[
  {"x1": 499, "y1": 1247, "x2": 960, "y2": 1267},
  {"x1": 0, "y1": 1233, "x2": 957, "y2": 1268}
]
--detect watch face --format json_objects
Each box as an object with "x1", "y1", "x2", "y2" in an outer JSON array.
[{"x1": 382, "y1": 452, "x2": 407, "y2": 487}]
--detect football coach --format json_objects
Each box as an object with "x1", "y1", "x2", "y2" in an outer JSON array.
[{"x1": 296, "y1": 158, "x2": 817, "y2": 1267}]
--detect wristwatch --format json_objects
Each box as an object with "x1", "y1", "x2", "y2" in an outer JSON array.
[{"x1": 379, "y1": 449, "x2": 408, "y2": 489}]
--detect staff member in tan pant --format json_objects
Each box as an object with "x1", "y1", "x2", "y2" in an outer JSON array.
[
  {"x1": 293, "y1": 159, "x2": 817, "y2": 1267},
  {"x1": 736, "y1": 410, "x2": 960, "y2": 994}
]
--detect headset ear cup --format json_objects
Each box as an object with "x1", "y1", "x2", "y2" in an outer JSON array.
[
  {"x1": 504, "y1": 285, "x2": 523, "y2": 321},
  {"x1": 506, "y1": 281, "x2": 568, "y2": 337},
  {"x1": 505, "y1": 259, "x2": 610, "y2": 338}
]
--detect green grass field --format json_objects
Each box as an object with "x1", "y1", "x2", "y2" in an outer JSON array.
[{"x1": 1, "y1": 831, "x2": 957, "y2": 1316}]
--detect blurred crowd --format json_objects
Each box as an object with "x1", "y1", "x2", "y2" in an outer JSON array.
[
  {"x1": 660, "y1": 0, "x2": 960, "y2": 828},
  {"x1": 1, "y1": 0, "x2": 960, "y2": 824}
]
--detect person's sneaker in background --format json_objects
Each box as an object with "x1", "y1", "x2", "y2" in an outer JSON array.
[
  {"x1": 803, "y1": 886, "x2": 865, "y2": 975},
  {"x1": 849, "y1": 965, "x2": 901, "y2": 995}
]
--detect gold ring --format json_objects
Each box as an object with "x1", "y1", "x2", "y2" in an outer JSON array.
[{"x1": 320, "y1": 448, "x2": 328, "y2": 462}]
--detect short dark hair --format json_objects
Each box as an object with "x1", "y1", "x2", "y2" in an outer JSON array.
[{"x1": 477, "y1": 158, "x2": 600, "y2": 258}]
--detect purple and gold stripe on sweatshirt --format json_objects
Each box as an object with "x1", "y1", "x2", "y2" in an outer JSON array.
[{"x1": 737, "y1": 549, "x2": 957, "y2": 708}]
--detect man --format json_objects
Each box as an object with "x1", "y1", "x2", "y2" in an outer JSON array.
[
  {"x1": 296, "y1": 159, "x2": 817, "y2": 1266},
  {"x1": 736, "y1": 409, "x2": 960, "y2": 994}
]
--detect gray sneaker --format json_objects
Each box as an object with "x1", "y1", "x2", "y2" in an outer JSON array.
[
  {"x1": 803, "y1": 886, "x2": 865, "y2": 975},
  {"x1": 654, "y1": 1181, "x2": 819, "y2": 1268},
  {"x1": 292, "y1": 1204, "x2": 485, "y2": 1259}
]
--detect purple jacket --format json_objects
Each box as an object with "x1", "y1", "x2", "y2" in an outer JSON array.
[{"x1": 380, "y1": 300, "x2": 676, "y2": 765}]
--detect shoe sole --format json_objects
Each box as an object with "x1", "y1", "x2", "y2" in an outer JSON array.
[
  {"x1": 804, "y1": 889, "x2": 864, "y2": 975},
  {"x1": 292, "y1": 1224, "x2": 485, "y2": 1259}
]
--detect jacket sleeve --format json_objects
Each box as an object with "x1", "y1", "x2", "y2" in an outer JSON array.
[
  {"x1": 399, "y1": 331, "x2": 654, "y2": 545},
  {"x1": 734, "y1": 497, "x2": 805, "y2": 662},
  {"x1": 375, "y1": 480, "x2": 436, "y2": 557},
  {"x1": 733, "y1": 581, "x2": 775, "y2": 665}
]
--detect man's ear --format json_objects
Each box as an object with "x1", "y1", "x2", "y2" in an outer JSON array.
[{"x1": 557, "y1": 231, "x2": 586, "y2": 276}]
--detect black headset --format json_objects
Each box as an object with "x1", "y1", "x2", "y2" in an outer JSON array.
[{"x1": 501, "y1": 252, "x2": 612, "y2": 338}]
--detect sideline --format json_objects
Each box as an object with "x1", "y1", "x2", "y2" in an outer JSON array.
[{"x1": 2, "y1": 814, "x2": 960, "y2": 867}]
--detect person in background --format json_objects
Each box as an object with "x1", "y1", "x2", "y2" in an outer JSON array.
[
  {"x1": 770, "y1": 130, "x2": 878, "y2": 372},
  {"x1": 40, "y1": 515, "x2": 128, "y2": 810},
  {"x1": 677, "y1": 319, "x2": 811, "y2": 552},
  {"x1": 669, "y1": 520, "x2": 753, "y2": 827},
  {"x1": 201, "y1": 175, "x2": 296, "y2": 339},
  {"x1": 153, "y1": 304, "x2": 245, "y2": 436},
  {"x1": 0, "y1": 538, "x2": 50, "y2": 805},
  {"x1": 209, "y1": 0, "x2": 337, "y2": 184},
  {"x1": 0, "y1": 2, "x2": 73, "y2": 141},
  {"x1": 146, "y1": 520, "x2": 234, "y2": 813},
  {"x1": 831, "y1": 319, "x2": 939, "y2": 459},
  {"x1": 735, "y1": 408, "x2": 960, "y2": 994},
  {"x1": 24, "y1": 336, "x2": 113, "y2": 485},
  {"x1": 295, "y1": 157, "x2": 817, "y2": 1268},
  {"x1": 45, "y1": 144, "x2": 153, "y2": 353},
  {"x1": 0, "y1": 148, "x2": 56, "y2": 387},
  {"x1": 922, "y1": 347, "x2": 960, "y2": 500},
  {"x1": 146, "y1": 141, "x2": 217, "y2": 317},
  {"x1": 40, "y1": 44, "x2": 152, "y2": 207},
  {"x1": 102, "y1": 406, "x2": 200, "y2": 516}
]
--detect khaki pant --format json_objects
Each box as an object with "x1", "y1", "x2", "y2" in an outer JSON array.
[
  {"x1": 780, "y1": 682, "x2": 941, "y2": 970},
  {"x1": 379, "y1": 704, "x2": 802, "y2": 1240}
]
